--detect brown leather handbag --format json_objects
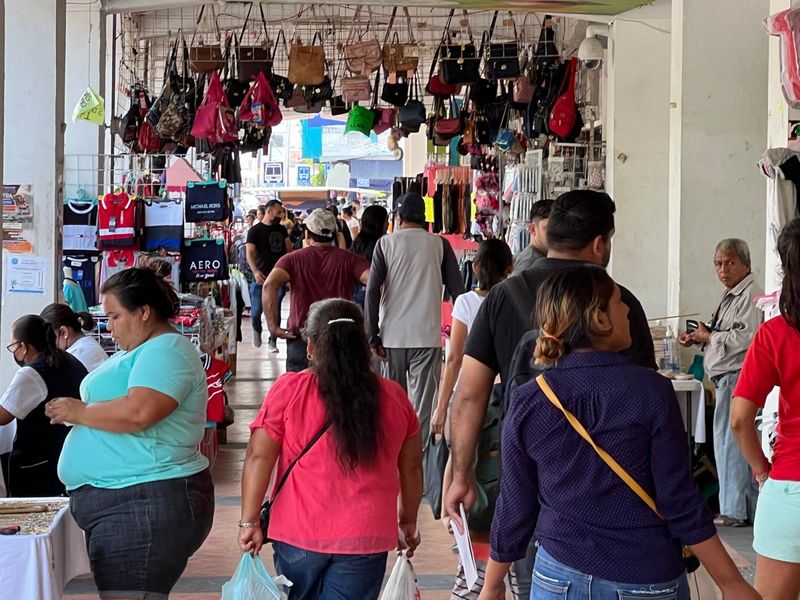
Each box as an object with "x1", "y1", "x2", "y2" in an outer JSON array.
[
  {"x1": 188, "y1": 6, "x2": 224, "y2": 74},
  {"x1": 288, "y1": 33, "x2": 326, "y2": 85},
  {"x1": 382, "y1": 8, "x2": 419, "y2": 74},
  {"x1": 341, "y1": 76, "x2": 373, "y2": 105},
  {"x1": 344, "y1": 7, "x2": 382, "y2": 76}
]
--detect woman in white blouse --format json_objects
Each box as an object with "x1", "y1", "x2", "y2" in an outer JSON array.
[{"x1": 40, "y1": 303, "x2": 107, "y2": 371}]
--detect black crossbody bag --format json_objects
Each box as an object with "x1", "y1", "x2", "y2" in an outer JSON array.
[{"x1": 259, "y1": 422, "x2": 331, "y2": 540}]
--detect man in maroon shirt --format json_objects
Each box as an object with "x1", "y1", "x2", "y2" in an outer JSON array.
[{"x1": 263, "y1": 209, "x2": 370, "y2": 371}]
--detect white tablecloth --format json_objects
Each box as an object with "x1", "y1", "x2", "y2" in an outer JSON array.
[
  {"x1": 672, "y1": 379, "x2": 706, "y2": 444},
  {"x1": 0, "y1": 499, "x2": 90, "y2": 600}
]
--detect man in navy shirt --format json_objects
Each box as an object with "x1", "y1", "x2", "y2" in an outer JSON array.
[{"x1": 445, "y1": 190, "x2": 657, "y2": 595}]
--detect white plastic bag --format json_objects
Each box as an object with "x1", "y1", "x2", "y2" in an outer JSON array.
[
  {"x1": 221, "y1": 553, "x2": 292, "y2": 600},
  {"x1": 379, "y1": 554, "x2": 421, "y2": 600}
]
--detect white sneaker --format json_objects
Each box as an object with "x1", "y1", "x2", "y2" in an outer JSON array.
[
  {"x1": 267, "y1": 341, "x2": 279, "y2": 354},
  {"x1": 252, "y1": 331, "x2": 262, "y2": 349}
]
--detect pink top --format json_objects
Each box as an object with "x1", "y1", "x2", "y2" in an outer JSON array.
[{"x1": 250, "y1": 370, "x2": 420, "y2": 554}]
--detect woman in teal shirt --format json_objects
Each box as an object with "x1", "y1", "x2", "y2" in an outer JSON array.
[{"x1": 46, "y1": 268, "x2": 214, "y2": 600}]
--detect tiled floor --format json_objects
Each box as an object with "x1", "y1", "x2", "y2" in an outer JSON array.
[{"x1": 64, "y1": 305, "x2": 756, "y2": 599}]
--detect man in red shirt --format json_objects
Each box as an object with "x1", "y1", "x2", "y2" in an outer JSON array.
[{"x1": 263, "y1": 209, "x2": 370, "y2": 371}]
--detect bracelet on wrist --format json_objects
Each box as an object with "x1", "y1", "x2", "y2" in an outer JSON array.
[{"x1": 238, "y1": 521, "x2": 259, "y2": 529}]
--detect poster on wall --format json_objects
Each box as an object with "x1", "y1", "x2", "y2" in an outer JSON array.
[
  {"x1": 3, "y1": 184, "x2": 33, "y2": 227},
  {"x1": 4, "y1": 255, "x2": 47, "y2": 295}
]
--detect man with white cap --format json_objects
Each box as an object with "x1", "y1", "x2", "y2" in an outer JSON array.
[
  {"x1": 365, "y1": 192, "x2": 466, "y2": 435},
  {"x1": 263, "y1": 208, "x2": 370, "y2": 372}
]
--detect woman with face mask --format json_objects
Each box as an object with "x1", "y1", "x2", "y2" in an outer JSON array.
[{"x1": 0, "y1": 314, "x2": 87, "y2": 496}]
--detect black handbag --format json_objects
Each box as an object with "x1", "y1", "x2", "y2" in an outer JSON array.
[
  {"x1": 269, "y1": 30, "x2": 293, "y2": 104},
  {"x1": 329, "y1": 95, "x2": 348, "y2": 116},
  {"x1": 398, "y1": 75, "x2": 426, "y2": 132},
  {"x1": 304, "y1": 75, "x2": 333, "y2": 105},
  {"x1": 486, "y1": 13, "x2": 520, "y2": 80},
  {"x1": 237, "y1": 3, "x2": 273, "y2": 82},
  {"x1": 260, "y1": 422, "x2": 330, "y2": 541},
  {"x1": 423, "y1": 433, "x2": 449, "y2": 520},
  {"x1": 381, "y1": 71, "x2": 410, "y2": 107},
  {"x1": 440, "y1": 10, "x2": 480, "y2": 85},
  {"x1": 470, "y1": 78, "x2": 498, "y2": 109}
]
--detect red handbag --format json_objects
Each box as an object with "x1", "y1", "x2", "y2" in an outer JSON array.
[
  {"x1": 135, "y1": 90, "x2": 163, "y2": 153},
  {"x1": 239, "y1": 71, "x2": 282, "y2": 128},
  {"x1": 548, "y1": 58, "x2": 578, "y2": 139},
  {"x1": 372, "y1": 107, "x2": 396, "y2": 135},
  {"x1": 192, "y1": 71, "x2": 227, "y2": 140}
]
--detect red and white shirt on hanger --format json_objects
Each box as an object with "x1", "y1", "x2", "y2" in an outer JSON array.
[{"x1": 98, "y1": 192, "x2": 137, "y2": 248}]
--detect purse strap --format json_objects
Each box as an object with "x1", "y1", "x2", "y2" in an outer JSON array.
[
  {"x1": 271, "y1": 421, "x2": 331, "y2": 503},
  {"x1": 272, "y1": 29, "x2": 287, "y2": 62},
  {"x1": 535, "y1": 374, "x2": 663, "y2": 518},
  {"x1": 384, "y1": 7, "x2": 398, "y2": 46},
  {"x1": 429, "y1": 9, "x2": 456, "y2": 81}
]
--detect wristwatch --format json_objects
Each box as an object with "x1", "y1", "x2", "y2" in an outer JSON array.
[{"x1": 238, "y1": 521, "x2": 259, "y2": 529}]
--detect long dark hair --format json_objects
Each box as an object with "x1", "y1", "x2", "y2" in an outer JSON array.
[
  {"x1": 12, "y1": 314, "x2": 63, "y2": 367},
  {"x1": 303, "y1": 299, "x2": 381, "y2": 472},
  {"x1": 533, "y1": 266, "x2": 617, "y2": 366},
  {"x1": 475, "y1": 238, "x2": 513, "y2": 291},
  {"x1": 40, "y1": 303, "x2": 95, "y2": 334},
  {"x1": 778, "y1": 218, "x2": 800, "y2": 330},
  {"x1": 100, "y1": 268, "x2": 179, "y2": 320},
  {"x1": 351, "y1": 205, "x2": 388, "y2": 260}
]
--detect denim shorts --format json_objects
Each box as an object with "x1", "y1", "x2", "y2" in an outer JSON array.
[
  {"x1": 753, "y1": 478, "x2": 800, "y2": 563},
  {"x1": 69, "y1": 469, "x2": 214, "y2": 600},
  {"x1": 532, "y1": 546, "x2": 690, "y2": 599}
]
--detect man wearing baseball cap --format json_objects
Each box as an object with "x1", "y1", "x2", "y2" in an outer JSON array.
[
  {"x1": 263, "y1": 208, "x2": 370, "y2": 372},
  {"x1": 365, "y1": 192, "x2": 466, "y2": 435}
]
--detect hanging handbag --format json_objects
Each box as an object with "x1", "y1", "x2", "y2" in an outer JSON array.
[
  {"x1": 440, "y1": 11, "x2": 481, "y2": 85},
  {"x1": 398, "y1": 75, "x2": 426, "y2": 132},
  {"x1": 423, "y1": 434, "x2": 450, "y2": 520},
  {"x1": 221, "y1": 34, "x2": 251, "y2": 108},
  {"x1": 147, "y1": 36, "x2": 180, "y2": 129},
  {"x1": 269, "y1": 31, "x2": 293, "y2": 104},
  {"x1": 343, "y1": 7, "x2": 382, "y2": 76},
  {"x1": 536, "y1": 374, "x2": 702, "y2": 574},
  {"x1": 381, "y1": 71, "x2": 409, "y2": 107},
  {"x1": 240, "y1": 71, "x2": 282, "y2": 128},
  {"x1": 260, "y1": 423, "x2": 330, "y2": 541},
  {"x1": 426, "y1": 10, "x2": 462, "y2": 98},
  {"x1": 120, "y1": 89, "x2": 142, "y2": 149},
  {"x1": 188, "y1": 6, "x2": 224, "y2": 74},
  {"x1": 341, "y1": 76, "x2": 373, "y2": 105},
  {"x1": 534, "y1": 15, "x2": 560, "y2": 74},
  {"x1": 329, "y1": 95, "x2": 348, "y2": 116},
  {"x1": 285, "y1": 86, "x2": 306, "y2": 109},
  {"x1": 135, "y1": 89, "x2": 163, "y2": 153},
  {"x1": 191, "y1": 71, "x2": 228, "y2": 142},
  {"x1": 434, "y1": 96, "x2": 464, "y2": 140},
  {"x1": 237, "y1": 3, "x2": 273, "y2": 82},
  {"x1": 372, "y1": 107, "x2": 396, "y2": 135},
  {"x1": 487, "y1": 12, "x2": 520, "y2": 80},
  {"x1": 475, "y1": 114, "x2": 492, "y2": 144},
  {"x1": 470, "y1": 78, "x2": 498, "y2": 109},
  {"x1": 548, "y1": 57, "x2": 578, "y2": 140},
  {"x1": 288, "y1": 32, "x2": 326, "y2": 86},
  {"x1": 345, "y1": 105, "x2": 376, "y2": 137},
  {"x1": 382, "y1": 8, "x2": 420, "y2": 74}
]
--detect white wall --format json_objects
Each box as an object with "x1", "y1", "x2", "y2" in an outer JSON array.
[
  {"x1": 606, "y1": 1, "x2": 671, "y2": 318},
  {"x1": 669, "y1": 0, "x2": 769, "y2": 320},
  {"x1": 1, "y1": 0, "x2": 66, "y2": 387}
]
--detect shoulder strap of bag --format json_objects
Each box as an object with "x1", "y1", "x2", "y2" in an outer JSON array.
[
  {"x1": 384, "y1": 7, "x2": 398, "y2": 46},
  {"x1": 429, "y1": 8, "x2": 456, "y2": 81},
  {"x1": 270, "y1": 421, "x2": 331, "y2": 502},
  {"x1": 535, "y1": 374, "x2": 662, "y2": 518}
]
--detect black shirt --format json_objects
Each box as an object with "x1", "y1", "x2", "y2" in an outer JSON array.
[
  {"x1": 246, "y1": 222, "x2": 289, "y2": 276},
  {"x1": 464, "y1": 258, "x2": 657, "y2": 383}
]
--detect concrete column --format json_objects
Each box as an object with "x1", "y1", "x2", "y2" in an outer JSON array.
[
  {"x1": 667, "y1": 0, "x2": 769, "y2": 321},
  {"x1": 606, "y1": 1, "x2": 671, "y2": 319},
  {"x1": 64, "y1": 0, "x2": 105, "y2": 157},
  {"x1": 1, "y1": 0, "x2": 66, "y2": 386}
]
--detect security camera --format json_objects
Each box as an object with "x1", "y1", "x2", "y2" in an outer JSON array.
[{"x1": 578, "y1": 25, "x2": 609, "y2": 70}]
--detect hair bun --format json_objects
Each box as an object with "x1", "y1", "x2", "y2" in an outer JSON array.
[{"x1": 534, "y1": 336, "x2": 566, "y2": 366}]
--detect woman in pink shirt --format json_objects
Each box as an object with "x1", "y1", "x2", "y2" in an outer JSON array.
[{"x1": 239, "y1": 299, "x2": 423, "y2": 599}]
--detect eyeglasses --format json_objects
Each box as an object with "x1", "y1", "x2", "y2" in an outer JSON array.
[{"x1": 6, "y1": 342, "x2": 21, "y2": 354}]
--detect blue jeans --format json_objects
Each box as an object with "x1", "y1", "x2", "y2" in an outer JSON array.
[
  {"x1": 272, "y1": 541, "x2": 387, "y2": 600},
  {"x1": 712, "y1": 371, "x2": 755, "y2": 520},
  {"x1": 531, "y1": 546, "x2": 690, "y2": 599},
  {"x1": 250, "y1": 282, "x2": 286, "y2": 344},
  {"x1": 69, "y1": 469, "x2": 214, "y2": 599}
]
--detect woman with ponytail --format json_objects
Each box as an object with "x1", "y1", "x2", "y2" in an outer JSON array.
[
  {"x1": 40, "y1": 303, "x2": 107, "y2": 372},
  {"x1": 0, "y1": 314, "x2": 87, "y2": 496},
  {"x1": 479, "y1": 265, "x2": 757, "y2": 600},
  {"x1": 240, "y1": 298, "x2": 423, "y2": 599}
]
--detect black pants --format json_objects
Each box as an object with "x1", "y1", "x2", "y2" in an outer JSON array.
[{"x1": 286, "y1": 338, "x2": 309, "y2": 372}]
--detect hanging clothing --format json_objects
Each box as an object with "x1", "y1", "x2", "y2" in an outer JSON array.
[
  {"x1": 64, "y1": 277, "x2": 89, "y2": 313},
  {"x1": 63, "y1": 253, "x2": 99, "y2": 307},
  {"x1": 64, "y1": 199, "x2": 98, "y2": 251},
  {"x1": 143, "y1": 199, "x2": 183, "y2": 251},
  {"x1": 100, "y1": 249, "x2": 139, "y2": 290},
  {"x1": 98, "y1": 192, "x2": 137, "y2": 248},
  {"x1": 759, "y1": 148, "x2": 800, "y2": 254}
]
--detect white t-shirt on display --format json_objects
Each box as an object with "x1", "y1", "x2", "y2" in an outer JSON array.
[
  {"x1": 68, "y1": 336, "x2": 108, "y2": 372},
  {"x1": 451, "y1": 290, "x2": 485, "y2": 333},
  {"x1": 0, "y1": 367, "x2": 48, "y2": 419}
]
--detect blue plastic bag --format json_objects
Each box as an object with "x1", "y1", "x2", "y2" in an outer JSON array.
[{"x1": 221, "y1": 553, "x2": 292, "y2": 600}]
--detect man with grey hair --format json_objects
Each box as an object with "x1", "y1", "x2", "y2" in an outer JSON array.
[{"x1": 679, "y1": 238, "x2": 762, "y2": 527}]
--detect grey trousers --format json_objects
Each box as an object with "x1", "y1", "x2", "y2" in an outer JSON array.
[{"x1": 382, "y1": 347, "x2": 441, "y2": 435}]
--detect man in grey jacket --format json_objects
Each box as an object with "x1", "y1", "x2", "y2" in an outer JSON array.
[
  {"x1": 366, "y1": 193, "x2": 466, "y2": 435},
  {"x1": 679, "y1": 238, "x2": 763, "y2": 527}
]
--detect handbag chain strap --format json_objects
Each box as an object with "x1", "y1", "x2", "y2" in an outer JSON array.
[{"x1": 535, "y1": 374, "x2": 662, "y2": 517}]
